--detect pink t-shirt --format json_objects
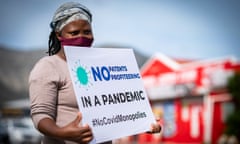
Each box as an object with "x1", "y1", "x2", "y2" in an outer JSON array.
[
  {"x1": 29, "y1": 55, "x2": 79, "y2": 143},
  {"x1": 29, "y1": 55, "x2": 112, "y2": 144}
]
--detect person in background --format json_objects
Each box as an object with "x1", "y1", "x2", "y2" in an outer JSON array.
[{"x1": 29, "y1": 2, "x2": 161, "y2": 144}]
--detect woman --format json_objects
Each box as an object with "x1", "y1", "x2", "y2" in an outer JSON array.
[{"x1": 29, "y1": 2, "x2": 160, "y2": 144}]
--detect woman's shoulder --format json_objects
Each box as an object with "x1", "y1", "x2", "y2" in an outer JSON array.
[
  {"x1": 38, "y1": 55, "x2": 60, "y2": 63},
  {"x1": 29, "y1": 55, "x2": 63, "y2": 79},
  {"x1": 34, "y1": 55, "x2": 64, "y2": 68}
]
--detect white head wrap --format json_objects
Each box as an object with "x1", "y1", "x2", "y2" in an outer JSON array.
[{"x1": 50, "y1": 2, "x2": 92, "y2": 32}]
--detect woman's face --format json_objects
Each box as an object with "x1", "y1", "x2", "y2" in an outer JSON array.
[{"x1": 57, "y1": 19, "x2": 93, "y2": 39}]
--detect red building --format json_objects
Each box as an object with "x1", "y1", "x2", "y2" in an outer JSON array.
[{"x1": 137, "y1": 53, "x2": 240, "y2": 144}]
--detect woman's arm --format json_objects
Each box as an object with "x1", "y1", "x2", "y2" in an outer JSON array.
[{"x1": 38, "y1": 112, "x2": 93, "y2": 144}]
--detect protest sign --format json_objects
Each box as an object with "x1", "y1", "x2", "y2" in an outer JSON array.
[{"x1": 64, "y1": 46, "x2": 156, "y2": 143}]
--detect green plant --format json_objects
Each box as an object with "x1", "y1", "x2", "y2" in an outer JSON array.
[{"x1": 225, "y1": 72, "x2": 240, "y2": 141}]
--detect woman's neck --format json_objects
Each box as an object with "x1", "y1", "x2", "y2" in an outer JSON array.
[{"x1": 56, "y1": 48, "x2": 66, "y2": 61}]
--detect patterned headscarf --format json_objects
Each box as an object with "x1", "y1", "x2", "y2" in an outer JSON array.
[{"x1": 50, "y1": 2, "x2": 92, "y2": 32}]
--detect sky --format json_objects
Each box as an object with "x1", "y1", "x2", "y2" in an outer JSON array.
[{"x1": 0, "y1": 0, "x2": 240, "y2": 60}]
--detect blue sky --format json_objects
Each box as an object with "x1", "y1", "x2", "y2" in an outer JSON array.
[{"x1": 0, "y1": 0, "x2": 240, "y2": 60}]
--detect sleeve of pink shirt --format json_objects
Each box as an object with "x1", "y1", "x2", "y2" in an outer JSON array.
[{"x1": 28, "y1": 57, "x2": 60, "y2": 129}]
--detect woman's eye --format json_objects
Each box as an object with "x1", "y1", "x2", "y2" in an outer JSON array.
[
  {"x1": 70, "y1": 31, "x2": 80, "y2": 35},
  {"x1": 83, "y1": 30, "x2": 92, "y2": 35}
]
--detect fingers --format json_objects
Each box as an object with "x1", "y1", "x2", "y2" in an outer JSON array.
[
  {"x1": 81, "y1": 137, "x2": 93, "y2": 144},
  {"x1": 61, "y1": 112, "x2": 93, "y2": 143},
  {"x1": 147, "y1": 123, "x2": 161, "y2": 134},
  {"x1": 65, "y1": 123, "x2": 93, "y2": 143},
  {"x1": 80, "y1": 128, "x2": 92, "y2": 137},
  {"x1": 73, "y1": 124, "x2": 93, "y2": 143},
  {"x1": 79, "y1": 124, "x2": 91, "y2": 134},
  {"x1": 72, "y1": 112, "x2": 82, "y2": 126},
  {"x1": 73, "y1": 113, "x2": 92, "y2": 136}
]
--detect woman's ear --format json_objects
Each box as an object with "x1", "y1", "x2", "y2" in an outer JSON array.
[{"x1": 55, "y1": 31, "x2": 61, "y2": 40}]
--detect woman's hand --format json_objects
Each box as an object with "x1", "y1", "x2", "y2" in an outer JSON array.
[
  {"x1": 148, "y1": 123, "x2": 161, "y2": 133},
  {"x1": 60, "y1": 112, "x2": 93, "y2": 143},
  {"x1": 146, "y1": 119, "x2": 162, "y2": 134}
]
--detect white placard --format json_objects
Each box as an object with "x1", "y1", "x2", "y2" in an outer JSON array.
[{"x1": 64, "y1": 46, "x2": 156, "y2": 143}]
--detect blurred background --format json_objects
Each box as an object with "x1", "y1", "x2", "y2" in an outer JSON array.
[{"x1": 0, "y1": 0, "x2": 240, "y2": 143}]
